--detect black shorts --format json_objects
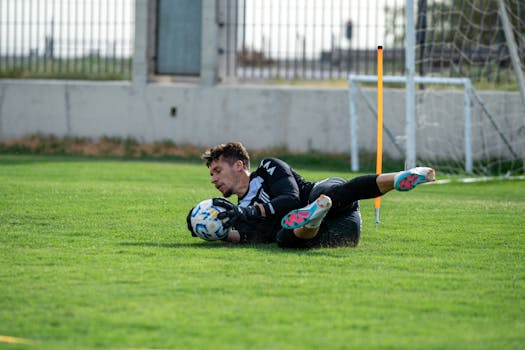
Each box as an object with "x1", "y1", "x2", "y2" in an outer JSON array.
[{"x1": 276, "y1": 177, "x2": 362, "y2": 248}]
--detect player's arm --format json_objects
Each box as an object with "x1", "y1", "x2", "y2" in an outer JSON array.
[
  {"x1": 213, "y1": 158, "x2": 301, "y2": 225},
  {"x1": 261, "y1": 176, "x2": 301, "y2": 217},
  {"x1": 224, "y1": 230, "x2": 241, "y2": 243},
  {"x1": 257, "y1": 158, "x2": 302, "y2": 217}
]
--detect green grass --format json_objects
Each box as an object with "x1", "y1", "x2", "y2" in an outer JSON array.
[{"x1": 1, "y1": 155, "x2": 524, "y2": 350}]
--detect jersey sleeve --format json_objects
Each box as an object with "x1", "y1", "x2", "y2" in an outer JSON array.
[{"x1": 257, "y1": 158, "x2": 302, "y2": 217}]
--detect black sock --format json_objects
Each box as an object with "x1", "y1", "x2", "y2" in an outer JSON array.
[{"x1": 329, "y1": 174, "x2": 382, "y2": 205}]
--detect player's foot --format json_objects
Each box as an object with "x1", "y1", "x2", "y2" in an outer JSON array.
[
  {"x1": 394, "y1": 167, "x2": 435, "y2": 191},
  {"x1": 281, "y1": 194, "x2": 332, "y2": 230}
]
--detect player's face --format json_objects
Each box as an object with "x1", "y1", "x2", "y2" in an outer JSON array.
[{"x1": 209, "y1": 157, "x2": 242, "y2": 198}]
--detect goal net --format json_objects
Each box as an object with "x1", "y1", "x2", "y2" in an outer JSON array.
[
  {"x1": 359, "y1": 0, "x2": 525, "y2": 176},
  {"x1": 413, "y1": 82, "x2": 523, "y2": 175},
  {"x1": 384, "y1": 0, "x2": 525, "y2": 87},
  {"x1": 348, "y1": 75, "x2": 524, "y2": 176}
]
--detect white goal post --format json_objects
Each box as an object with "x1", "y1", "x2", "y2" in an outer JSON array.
[{"x1": 348, "y1": 74, "x2": 473, "y2": 173}]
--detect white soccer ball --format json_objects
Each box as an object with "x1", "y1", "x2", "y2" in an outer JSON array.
[{"x1": 189, "y1": 199, "x2": 231, "y2": 241}]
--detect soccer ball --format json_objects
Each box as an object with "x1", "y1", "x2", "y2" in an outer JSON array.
[{"x1": 189, "y1": 199, "x2": 231, "y2": 241}]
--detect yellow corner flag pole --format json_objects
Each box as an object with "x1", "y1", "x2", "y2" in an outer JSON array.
[{"x1": 375, "y1": 46, "x2": 384, "y2": 230}]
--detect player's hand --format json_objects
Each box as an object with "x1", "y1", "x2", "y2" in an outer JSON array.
[
  {"x1": 186, "y1": 207, "x2": 198, "y2": 237},
  {"x1": 212, "y1": 198, "x2": 261, "y2": 228},
  {"x1": 211, "y1": 197, "x2": 236, "y2": 211}
]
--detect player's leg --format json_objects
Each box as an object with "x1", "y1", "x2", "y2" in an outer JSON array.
[
  {"x1": 277, "y1": 195, "x2": 334, "y2": 248},
  {"x1": 280, "y1": 178, "x2": 348, "y2": 239},
  {"x1": 326, "y1": 167, "x2": 435, "y2": 207},
  {"x1": 376, "y1": 167, "x2": 435, "y2": 193},
  {"x1": 277, "y1": 207, "x2": 362, "y2": 249},
  {"x1": 318, "y1": 208, "x2": 362, "y2": 247},
  {"x1": 326, "y1": 175, "x2": 382, "y2": 208},
  {"x1": 393, "y1": 167, "x2": 435, "y2": 191},
  {"x1": 281, "y1": 177, "x2": 360, "y2": 239},
  {"x1": 280, "y1": 168, "x2": 435, "y2": 241},
  {"x1": 281, "y1": 194, "x2": 332, "y2": 236},
  {"x1": 276, "y1": 227, "x2": 314, "y2": 248}
]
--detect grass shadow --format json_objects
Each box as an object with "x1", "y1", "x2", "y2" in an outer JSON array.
[{"x1": 117, "y1": 241, "x2": 354, "y2": 257}]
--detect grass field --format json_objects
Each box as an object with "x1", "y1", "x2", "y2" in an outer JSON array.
[{"x1": 1, "y1": 154, "x2": 524, "y2": 349}]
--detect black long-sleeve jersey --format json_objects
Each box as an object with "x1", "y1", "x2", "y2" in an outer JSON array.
[{"x1": 234, "y1": 157, "x2": 315, "y2": 242}]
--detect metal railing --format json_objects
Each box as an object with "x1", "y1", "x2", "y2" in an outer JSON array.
[
  {"x1": 225, "y1": 0, "x2": 401, "y2": 80},
  {"x1": 1, "y1": 0, "x2": 522, "y2": 86},
  {"x1": 0, "y1": 0, "x2": 134, "y2": 80},
  {"x1": 225, "y1": 0, "x2": 524, "y2": 85}
]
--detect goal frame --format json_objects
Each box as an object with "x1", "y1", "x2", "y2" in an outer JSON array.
[{"x1": 348, "y1": 74, "x2": 473, "y2": 173}]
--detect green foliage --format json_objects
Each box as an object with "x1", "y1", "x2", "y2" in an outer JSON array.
[
  {"x1": 1, "y1": 155, "x2": 524, "y2": 349},
  {"x1": 383, "y1": 0, "x2": 524, "y2": 87},
  {"x1": 0, "y1": 57, "x2": 131, "y2": 81},
  {"x1": 385, "y1": 0, "x2": 525, "y2": 46}
]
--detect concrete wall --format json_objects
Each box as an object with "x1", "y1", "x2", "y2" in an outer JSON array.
[
  {"x1": 0, "y1": 79, "x2": 351, "y2": 153},
  {"x1": 1, "y1": 79, "x2": 523, "y2": 160}
]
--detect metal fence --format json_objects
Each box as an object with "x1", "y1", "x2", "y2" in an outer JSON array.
[
  {"x1": 0, "y1": 0, "x2": 523, "y2": 85},
  {"x1": 227, "y1": 0, "x2": 400, "y2": 80},
  {"x1": 0, "y1": 0, "x2": 134, "y2": 80},
  {"x1": 227, "y1": 0, "x2": 524, "y2": 85}
]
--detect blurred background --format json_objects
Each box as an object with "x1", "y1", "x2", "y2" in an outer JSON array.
[
  {"x1": 0, "y1": 0, "x2": 524, "y2": 175},
  {"x1": 0, "y1": 0, "x2": 523, "y2": 85}
]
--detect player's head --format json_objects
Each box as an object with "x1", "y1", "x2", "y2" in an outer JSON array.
[
  {"x1": 201, "y1": 142, "x2": 251, "y2": 197},
  {"x1": 201, "y1": 142, "x2": 250, "y2": 170}
]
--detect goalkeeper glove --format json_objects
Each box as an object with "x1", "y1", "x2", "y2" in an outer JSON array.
[
  {"x1": 212, "y1": 197, "x2": 261, "y2": 229},
  {"x1": 186, "y1": 207, "x2": 197, "y2": 237}
]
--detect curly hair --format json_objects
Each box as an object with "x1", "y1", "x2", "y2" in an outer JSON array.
[{"x1": 201, "y1": 142, "x2": 251, "y2": 169}]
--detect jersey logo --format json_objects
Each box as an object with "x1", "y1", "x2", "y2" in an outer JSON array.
[{"x1": 262, "y1": 161, "x2": 276, "y2": 176}]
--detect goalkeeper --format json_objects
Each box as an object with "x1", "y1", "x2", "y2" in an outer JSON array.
[{"x1": 187, "y1": 142, "x2": 435, "y2": 248}]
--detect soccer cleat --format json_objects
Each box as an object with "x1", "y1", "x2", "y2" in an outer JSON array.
[
  {"x1": 394, "y1": 167, "x2": 436, "y2": 191},
  {"x1": 281, "y1": 194, "x2": 332, "y2": 230}
]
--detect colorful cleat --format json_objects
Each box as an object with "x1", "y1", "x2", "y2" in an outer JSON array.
[
  {"x1": 281, "y1": 194, "x2": 332, "y2": 230},
  {"x1": 394, "y1": 167, "x2": 436, "y2": 191}
]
